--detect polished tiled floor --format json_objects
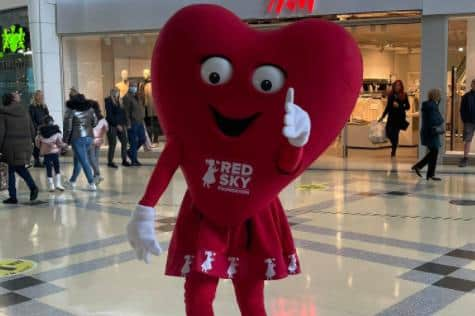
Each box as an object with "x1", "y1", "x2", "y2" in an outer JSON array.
[{"x1": 1, "y1": 153, "x2": 475, "y2": 316}]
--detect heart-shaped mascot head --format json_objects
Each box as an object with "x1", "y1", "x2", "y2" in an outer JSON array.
[{"x1": 152, "y1": 4, "x2": 362, "y2": 227}]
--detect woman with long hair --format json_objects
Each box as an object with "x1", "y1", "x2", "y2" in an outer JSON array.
[
  {"x1": 29, "y1": 90, "x2": 50, "y2": 167},
  {"x1": 379, "y1": 80, "x2": 410, "y2": 157},
  {"x1": 412, "y1": 89, "x2": 444, "y2": 181}
]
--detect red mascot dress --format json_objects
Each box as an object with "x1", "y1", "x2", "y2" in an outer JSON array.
[{"x1": 127, "y1": 4, "x2": 362, "y2": 316}]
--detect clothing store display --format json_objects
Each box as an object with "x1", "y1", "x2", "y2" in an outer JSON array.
[{"x1": 116, "y1": 81, "x2": 130, "y2": 98}]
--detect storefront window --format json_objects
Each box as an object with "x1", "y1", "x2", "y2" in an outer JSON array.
[
  {"x1": 61, "y1": 21, "x2": 422, "y2": 161},
  {"x1": 0, "y1": 7, "x2": 34, "y2": 104},
  {"x1": 446, "y1": 17, "x2": 474, "y2": 154},
  {"x1": 62, "y1": 32, "x2": 158, "y2": 111},
  {"x1": 344, "y1": 23, "x2": 421, "y2": 157}
]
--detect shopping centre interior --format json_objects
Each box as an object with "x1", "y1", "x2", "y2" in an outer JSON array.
[{"x1": 2, "y1": 1, "x2": 475, "y2": 316}]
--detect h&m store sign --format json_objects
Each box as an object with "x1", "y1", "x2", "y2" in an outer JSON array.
[{"x1": 267, "y1": 0, "x2": 316, "y2": 14}]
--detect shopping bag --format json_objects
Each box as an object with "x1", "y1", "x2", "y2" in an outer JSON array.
[
  {"x1": 0, "y1": 162, "x2": 7, "y2": 191},
  {"x1": 144, "y1": 123, "x2": 153, "y2": 152},
  {"x1": 369, "y1": 121, "x2": 387, "y2": 144}
]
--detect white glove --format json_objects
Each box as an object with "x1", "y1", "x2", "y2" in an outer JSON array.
[
  {"x1": 282, "y1": 87, "x2": 311, "y2": 147},
  {"x1": 127, "y1": 205, "x2": 162, "y2": 264}
]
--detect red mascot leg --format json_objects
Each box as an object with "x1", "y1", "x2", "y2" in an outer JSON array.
[
  {"x1": 184, "y1": 273, "x2": 219, "y2": 316},
  {"x1": 233, "y1": 278, "x2": 267, "y2": 316}
]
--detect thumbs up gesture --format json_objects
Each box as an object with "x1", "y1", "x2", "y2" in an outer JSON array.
[{"x1": 282, "y1": 88, "x2": 311, "y2": 147}]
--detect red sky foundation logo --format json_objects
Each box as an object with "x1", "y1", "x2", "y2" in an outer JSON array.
[{"x1": 267, "y1": 0, "x2": 316, "y2": 14}]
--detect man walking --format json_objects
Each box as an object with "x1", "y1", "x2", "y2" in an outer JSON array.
[
  {"x1": 123, "y1": 83, "x2": 146, "y2": 166},
  {"x1": 459, "y1": 79, "x2": 475, "y2": 167}
]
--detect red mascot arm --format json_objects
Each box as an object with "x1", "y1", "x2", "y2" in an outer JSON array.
[
  {"x1": 139, "y1": 136, "x2": 182, "y2": 207},
  {"x1": 277, "y1": 141, "x2": 304, "y2": 175}
]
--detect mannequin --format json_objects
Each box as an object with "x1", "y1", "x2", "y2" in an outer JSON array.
[
  {"x1": 139, "y1": 69, "x2": 161, "y2": 143},
  {"x1": 116, "y1": 70, "x2": 130, "y2": 98}
]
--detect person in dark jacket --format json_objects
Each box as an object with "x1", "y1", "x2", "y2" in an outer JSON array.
[
  {"x1": 459, "y1": 78, "x2": 475, "y2": 167},
  {"x1": 29, "y1": 90, "x2": 50, "y2": 167},
  {"x1": 123, "y1": 83, "x2": 146, "y2": 166},
  {"x1": 63, "y1": 92, "x2": 98, "y2": 191},
  {"x1": 0, "y1": 92, "x2": 39, "y2": 204},
  {"x1": 412, "y1": 89, "x2": 444, "y2": 181},
  {"x1": 379, "y1": 80, "x2": 410, "y2": 157},
  {"x1": 105, "y1": 87, "x2": 130, "y2": 168}
]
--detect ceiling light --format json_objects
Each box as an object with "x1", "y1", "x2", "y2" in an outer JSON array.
[{"x1": 458, "y1": 47, "x2": 464, "y2": 52}]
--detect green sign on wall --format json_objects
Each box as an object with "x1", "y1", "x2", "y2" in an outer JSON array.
[{"x1": 0, "y1": 25, "x2": 28, "y2": 59}]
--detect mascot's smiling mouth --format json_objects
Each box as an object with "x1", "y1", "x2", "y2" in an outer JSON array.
[{"x1": 210, "y1": 106, "x2": 261, "y2": 137}]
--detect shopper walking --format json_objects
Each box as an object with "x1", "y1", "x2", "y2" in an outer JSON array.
[
  {"x1": 105, "y1": 88, "x2": 130, "y2": 168},
  {"x1": 87, "y1": 101, "x2": 109, "y2": 184},
  {"x1": 123, "y1": 83, "x2": 146, "y2": 166},
  {"x1": 29, "y1": 90, "x2": 49, "y2": 167},
  {"x1": 459, "y1": 78, "x2": 475, "y2": 167},
  {"x1": 412, "y1": 89, "x2": 444, "y2": 181},
  {"x1": 379, "y1": 80, "x2": 410, "y2": 157},
  {"x1": 63, "y1": 92, "x2": 98, "y2": 191},
  {"x1": 35, "y1": 116, "x2": 67, "y2": 191},
  {"x1": 0, "y1": 92, "x2": 39, "y2": 204}
]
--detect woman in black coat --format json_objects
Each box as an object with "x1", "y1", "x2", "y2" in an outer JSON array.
[
  {"x1": 412, "y1": 89, "x2": 444, "y2": 181},
  {"x1": 105, "y1": 87, "x2": 130, "y2": 168},
  {"x1": 29, "y1": 90, "x2": 49, "y2": 167},
  {"x1": 379, "y1": 80, "x2": 410, "y2": 157}
]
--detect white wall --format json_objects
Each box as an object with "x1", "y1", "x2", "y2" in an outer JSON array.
[
  {"x1": 28, "y1": 0, "x2": 63, "y2": 126},
  {"x1": 423, "y1": 0, "x2": 475, "y2": 16},
  {"x1": 360, "y1": 48, "x2": 395, "y2": 79},
  {"x1": 420, "y1": 15, "x2": 448, "y2": 157},
  {"x1": 56, "y1": 0, "x2": 423, "y2": 34},
  {"x1": 466, "y1": 18, "x2": 475, "y2": 89},
  {"x1": 62, "y1": 37, "x2": 104, "y2": 105},
  {"x1": 0, "y1": 0, "x2": 27, "y2": 11}
]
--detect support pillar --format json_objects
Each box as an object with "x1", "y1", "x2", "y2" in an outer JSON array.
[
  {"x1": 420, "y1": 15, "x2": 448, "y2": 159},
  {"x1": 28, "y1": 0, "x2": 63, "y2": 125}
]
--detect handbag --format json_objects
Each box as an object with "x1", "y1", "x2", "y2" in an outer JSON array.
[
  {"x1": 400, "y1": 119, "x2": 410, "y2": 131},
  {"x1": 432, "y1": 124, "x2": 445, "y2": 135}
]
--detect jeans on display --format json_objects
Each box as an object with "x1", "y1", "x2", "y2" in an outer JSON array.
[
  {"x1": 414, "y1": 147, "x2": 439, "y2": 179},
  {"x1": 87, "y1": 145, "x2": 100, "y2": 177},
  {"x1": 70, "y1": 137, "x2": 94, "y2": 184},
  {"x1": 44, "y1": 153, "x2": 61, "y2": 178},
  {"x1": 128, "y1": 123, "x2": 146, "y2": 163},
  {"x1": 8, "y1": 165, "x2": 38, "y2": 199},
  {"x1": 107, "y1": 126, "x2": 128, "y2": 163}
]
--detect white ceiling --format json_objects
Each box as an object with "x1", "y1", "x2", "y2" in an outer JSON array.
[{"x1": 0, "y1": 0, "x2": 27, "y2": 11}]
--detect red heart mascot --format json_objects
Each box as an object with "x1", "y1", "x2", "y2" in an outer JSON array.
[{"x1": 127, "y1": 4, "x2": 362, "y2": 315}]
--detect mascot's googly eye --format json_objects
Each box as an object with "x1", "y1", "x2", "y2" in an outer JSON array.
[
  {"x1": 201, "y1": 57, "x2": 233, "y2": 86},
  {"x1": 252, "y1": 65, "x2": 285, "y2": 94}
]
